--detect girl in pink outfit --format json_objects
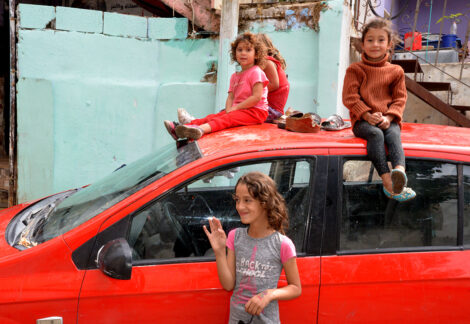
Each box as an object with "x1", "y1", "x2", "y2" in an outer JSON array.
[
  {"x1": 164, "y1": 32, "x2": 269, "y2": 140},
  {"x1": 257, "y1": 34, "x2": 290, "y2": 122}
]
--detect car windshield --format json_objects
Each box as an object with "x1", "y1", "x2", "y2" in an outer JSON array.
[{"x1": 29, "y1": 141, "x2": 202, "y2": 244}]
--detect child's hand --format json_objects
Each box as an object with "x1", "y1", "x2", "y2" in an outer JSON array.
[
  {"x1": 364, "y1": 112, "x2": 382, "y2": 125},
  {"x1": 377, "y1": 115, "x2": 392, "y2": 130},
  {"x1": 225, "y1": 106, "x2": 237, "y2": 113},
  {"x1": 245, "y1": 290, "x2": 272, "y2": 316},
  {"x1": 203, "y1": 217, "x2": 227, "y2": 254}
]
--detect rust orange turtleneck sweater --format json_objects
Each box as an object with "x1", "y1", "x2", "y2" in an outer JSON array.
[{"x1": 342, "y1": 53, "x2": 407, "y2": 128}]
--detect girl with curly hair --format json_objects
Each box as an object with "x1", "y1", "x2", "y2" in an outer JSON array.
[
  {"x1": 203, "y1": 172, "x2": 301, "y2": 324},
  {"x1": 164, "y1": 32, "x2": 269, "y2": 140}
]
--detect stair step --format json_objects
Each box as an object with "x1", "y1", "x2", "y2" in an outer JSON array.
[
  {"x1": 452, "y1": 105, "x2": 470, "y2": 112},
  {"x1": 417, "y1": 81, "x2": 452, "y2": 91},
  {"x1": 391, "y1": 59, "x2": 423, "y2": 73},
  {"x1": 405, "y1": 76, "x2": 470, "y2": 128}
]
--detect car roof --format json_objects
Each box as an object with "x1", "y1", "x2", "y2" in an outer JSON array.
[{"x1": 197, "y1": 122, "x2": 470, "y2": 157}]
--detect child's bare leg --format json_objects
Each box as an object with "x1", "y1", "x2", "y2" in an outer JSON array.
[{"x1": 199, "y1": 123, "x2": 212, "y2": 134}]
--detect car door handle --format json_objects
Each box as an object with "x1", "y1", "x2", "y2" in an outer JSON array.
[{"x1": 36, "y1": 317, "x2": 63, "y2": 324}]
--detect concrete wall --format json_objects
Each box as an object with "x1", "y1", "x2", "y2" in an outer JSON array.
[
  {"x1": 16, "y1": 2, "x2": 346, "y2": 203},
  {"x1": 403, "y1": 62, "x2": 470, "y2": 125}
]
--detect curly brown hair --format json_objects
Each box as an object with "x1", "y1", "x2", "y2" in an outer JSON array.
[
  {"x1": 235, "y1": 172, "x2": 288, "y2": 234},
  {"x1": 257, "y1": 33, "x2": 287, "y2": 70},
  {"x1": 230, "y1": 32, "x2": 267, "y2": 68}
]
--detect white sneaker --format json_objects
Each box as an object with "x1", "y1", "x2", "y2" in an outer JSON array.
[{"x1": 178, "y1": 108, "x2": 195, "y2": 124}]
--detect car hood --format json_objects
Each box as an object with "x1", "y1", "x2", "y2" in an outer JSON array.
[{"x1": 0, "y1": 203, "x2": 32, "y2": 260}]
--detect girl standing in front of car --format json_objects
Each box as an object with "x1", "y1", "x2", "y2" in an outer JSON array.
[
  {"x1": 342, "y1": 18, "x2": 416, "y2": 202},
  {"x1": 203, "y1": 172, "x2": 301, "y2": 324},
  {"x1": 164, "y1": 32, "x2": 269, "y2": 140}
]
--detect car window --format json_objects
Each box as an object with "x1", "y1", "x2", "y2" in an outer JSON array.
[
  {"x1": 464, "y1": 165, "x2": 470, "y2": 245},
  {"x1": 128, "y1": 158, "x2": 313, "y2": 263},
  {"x1": 340, "y1": 159, "x2": 458, "y2": 251}
]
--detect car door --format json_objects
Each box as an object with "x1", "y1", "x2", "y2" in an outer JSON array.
[
  {"x1": 318, "y1": 156, "x2": 470, "y2": 323},
  {"x1": 77, "y1": 154, "x2": 324, "y2": 323}
]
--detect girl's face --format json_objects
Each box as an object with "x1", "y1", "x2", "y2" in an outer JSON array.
[
  {"x1": 362, "y1": 28, "x2": 391, "y2": 61},
  {"x1": 235, "y1": 40, "x2": 256, "y2": 70},
  {"x1": 234, "y1": 184, "x2": 268, "y2": 226}
]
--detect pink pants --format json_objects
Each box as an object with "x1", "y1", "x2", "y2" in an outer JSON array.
[{"x1": 189, "y1": 108, "x2": 268, "y2": 133}]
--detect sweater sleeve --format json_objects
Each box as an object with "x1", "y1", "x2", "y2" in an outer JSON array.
[
  {"x1": 386, "y1": 67, "x2": 407, "y2": 124},
  {"x1": 342, "y1": 65, "x2": 372, "y2": 119}
]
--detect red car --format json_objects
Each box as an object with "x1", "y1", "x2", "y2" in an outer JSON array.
[{"x1": 0, "y1": 123, "x2": 469, "y2": 324}]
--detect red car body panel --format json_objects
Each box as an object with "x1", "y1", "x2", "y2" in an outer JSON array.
[
  {"x1": 0, "y1": 231, "x2": 83, "y2": 323},
  {"x1": 77, "y1": 257, "x2": 320, "y2": 323},
  {"x1": 0, "y1": 123, "x2": 468, "y2": 323},
  {"x1": 319, "y1": 251, "x2": 470, "y2": 323}
]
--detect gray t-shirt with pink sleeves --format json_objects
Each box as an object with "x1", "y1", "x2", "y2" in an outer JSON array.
[{"x1": 226, "y1": 227, "x2": 296, "y2": 324}]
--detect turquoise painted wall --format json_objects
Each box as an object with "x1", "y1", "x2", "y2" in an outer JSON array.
[{"x1": 16, "y1": 3, "x2": 344, "y2": 203}]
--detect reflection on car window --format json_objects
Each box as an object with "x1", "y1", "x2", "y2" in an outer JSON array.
[
  {"x1": 31, "y1": 142, "x2": 203, "y2": 244},
  {"x1": 464, "y1": 165, "x2": 470, "y2": 245},
  {"x1": 128, "y1": 158, "x2": 313, "y2": 263},
  {"x1": 340, "y1": 160, "x2": 458, "y2": 251}
]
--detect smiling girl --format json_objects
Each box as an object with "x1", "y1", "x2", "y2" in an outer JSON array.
[
  {"x1": 203, "y1": 172, "x2": 301, "y2": 324},
  {"x1": 343, "y1": 18, "x2": 415, "y2": 202},
  {"x1": 164, "y1": 32, "x2": 269, "y2": 140}
]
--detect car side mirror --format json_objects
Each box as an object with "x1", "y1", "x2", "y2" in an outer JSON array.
[{"x1": 96, "y1": 238, "x2": 132, "y2": 280}]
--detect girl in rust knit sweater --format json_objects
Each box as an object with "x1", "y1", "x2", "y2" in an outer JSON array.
[{"x1": 342, "y1": 19, "x2": 415, "y2": 202}]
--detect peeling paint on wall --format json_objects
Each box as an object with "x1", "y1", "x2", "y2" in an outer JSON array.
[{"x1": 239, "y1": 2, "x2": 328, "y2": 31}]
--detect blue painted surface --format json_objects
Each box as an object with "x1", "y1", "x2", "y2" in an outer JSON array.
[
  {"x1": 316, "y1": 0, "x2": 344, "y2": 118},
  {"x1": 103, "y1": 12, "x2": 147, "y2": 38},
  {"x1": 18, "y1": 4, "x2": 55, "y2": 29},
  {"x1": 148, "y1": 17, "x2": 188, "y2": 40},
  {"x1": 55, "y1": 6, "x2": 103, "y2": 33}
]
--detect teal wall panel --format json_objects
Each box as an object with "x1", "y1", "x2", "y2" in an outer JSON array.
[
  {"x1": 316, "y1": 0, "x2": 344, "y2": 117},
  {"x1": 148, "y1": 17, "x2": 188, "y2": 40},
  {"x1": 18, "y1": 4, "x2": 55, "y2": 29},
  {"x1": 17, "y1": 79, "x2": 55, "y2": 203},
  {"x1": 103, "y1": 12, "x2": 147, "y2": 38},
  {"x1": 55, "y1": 6, "x2": 103, "y2": 33}
]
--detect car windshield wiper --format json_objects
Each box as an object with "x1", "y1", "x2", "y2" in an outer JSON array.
[
  {"x1": 17, "y1": 203, "x2": 55, "y2": 248},
  {"x1": 8, "y1": 189, "x2": 79, "y2": 249}
]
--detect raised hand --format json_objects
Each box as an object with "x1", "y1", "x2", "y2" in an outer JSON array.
[{"x1": 203, "y1": 217, "x2": 227, "y2": 254}]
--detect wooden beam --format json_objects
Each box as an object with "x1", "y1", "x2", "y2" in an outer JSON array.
[
  {"x1": 452, "y1": 105, "x2": 470, "y2": 112},
  {"x1": 391, "y1": 59, "x2": 423, "y2": 73},
  {"x1": 9, "y1": 0, "x2": 16, "y2": 207},
  {"x1": 405, "y1": 76, "x2": 470, "y2": 127},
  {"x1": 416, "y1": 81, "x2": 451, "y2": 92}
]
